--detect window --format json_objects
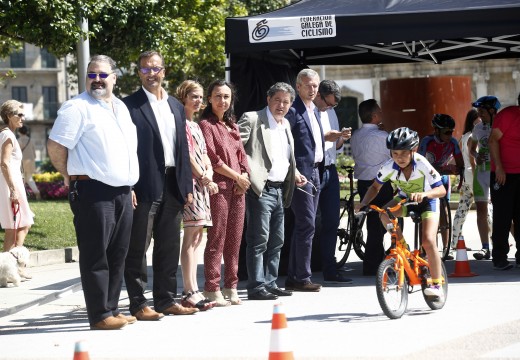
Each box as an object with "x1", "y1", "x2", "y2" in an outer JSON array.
[
  {"x1": 41, "y1": 48, "x2": 57, "y2": 68},
  {"x1": 10, "y1": 45, "x2": 26, "y2": 68},
  {"x1": 43, "y1": 86, "x2": 58, "y2": 119},
  {"x1": 12, "y1": 87, "x2": 28, "y2": 103}
]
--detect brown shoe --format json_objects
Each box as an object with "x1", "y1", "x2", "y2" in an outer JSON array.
[
  {"x1": 134, "y1": 306, "x2": 164, "y2": 321},
  {"x1": 116, "y1": 313, "x2": 137, "y2": 324},
  {"x1": 161, "y1": 303, "x2": 199, "y2": 315},
  {"x1": 285, "y1": 279, "x2": 322, "y2": 292},
  {"x1": 90, "y1": 316, "x2": 127, "y2": 330}
]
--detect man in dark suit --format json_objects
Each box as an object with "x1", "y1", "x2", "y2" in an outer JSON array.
[
  {"x1": 285, "y1": 69, "x2": 324, "y2": 292},
  {"x1": 123, "y1": 50, "x2": 197, "y2": 320}
]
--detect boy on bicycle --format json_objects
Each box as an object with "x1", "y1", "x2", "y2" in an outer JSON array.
[
  {"x1": 418, "y1": 114, "x2": 464, "y2": 259},
  {"x1": 355, "y1": 127, "x2": 446, "y2": 298}
]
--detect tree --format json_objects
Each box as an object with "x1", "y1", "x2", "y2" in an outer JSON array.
[{"x1": 0, "y1": 0, "x2": 290, "y2": 93}]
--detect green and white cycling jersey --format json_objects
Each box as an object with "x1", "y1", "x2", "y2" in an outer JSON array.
[
  {"x1": 471, "y1": 121, "x2": 491, "y2": 172},
  {"x1": 375, "y1": 153, "x2": 444, "y2": 199}
]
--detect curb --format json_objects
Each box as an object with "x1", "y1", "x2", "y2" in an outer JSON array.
[
  {"x1": 28, "y1": 247, "x2": 79, "y2": 268},
  {"x1": 0, "y1": 281, "x2": 83, "y2": 318}
]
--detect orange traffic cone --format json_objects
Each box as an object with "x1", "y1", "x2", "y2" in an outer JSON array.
[
  {"x1": 268, "y1": 303, "x2": 294, "y2": 360},
  {"x1": 449, "y1": 236, "x2": 478, "y2": 277},
  {"x1": 73, "y1": 340, "x2": 90, "y2": 360}
]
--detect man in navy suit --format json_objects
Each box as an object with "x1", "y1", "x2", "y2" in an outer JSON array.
[
  {"x1": 285, "y1": 69, "x2": 324, "y2": 292},
  {"x1": 123, "y1": 51, "x2": 197, "y2": 320}
]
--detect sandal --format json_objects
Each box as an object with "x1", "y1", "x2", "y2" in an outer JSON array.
[
  {"x1": 203, "y1": 290, "x2": 231, "y2": 307},
  {"x1": 195, "y1": 290, "x2": 216, "y2": 308},
  {"x1": 222, "y1": 288, "x2": 242, "y2": 305},
  {"x1": 181, "y1": 291, "x2": 212, "y2": 311}
]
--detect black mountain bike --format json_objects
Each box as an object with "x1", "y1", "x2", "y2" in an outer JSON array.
[{"x1": 336, "y1": 166, "x2": 367, "y2": 268}]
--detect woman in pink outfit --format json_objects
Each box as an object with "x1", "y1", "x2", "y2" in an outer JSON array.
[{"x1": 199, "y1": 80, "x2": 250, "y2": 306}]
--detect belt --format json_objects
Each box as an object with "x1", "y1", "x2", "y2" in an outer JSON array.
[
  {"x1": 265, "y1": 180, "x2": 284, "y2": 189},
  {"x1": 313, "y1": 162, "x2": 321, "y2": 168},
  {"x1": 70, "y1": 175, "x2": 91, "y2": 181},
  {"x1": 324, "y1": 164, "x2": 335, "y2": 170}
]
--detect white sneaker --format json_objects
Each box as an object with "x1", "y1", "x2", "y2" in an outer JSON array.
[{"x1": 423, "y1": 284, "x2": 444, "y2": 299}]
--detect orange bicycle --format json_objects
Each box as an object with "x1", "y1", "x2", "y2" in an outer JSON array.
[{"x1": 364, "y1": 199, "x2": 448, "y2": 319}]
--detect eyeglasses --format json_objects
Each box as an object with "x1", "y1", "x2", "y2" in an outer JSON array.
[
  {"x1": 87, "y1": 72, "x2": 113, "y2": 79},
  {"x1": 296, "y1": 182, "x2": 318, "y2": 197},
  {"x1": 14, "y1": 113, "x2": 25, "y2": 118},
  {"x1": 139, "y1": 67, "x2": 164, "y2": 74},
  {"x1": 323, "y1": 96, "x2": 338, "y2": 109}
]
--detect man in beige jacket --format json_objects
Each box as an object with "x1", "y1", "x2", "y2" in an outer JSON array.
[{"x1": 238, "y1": 82, "x2": 306, "y2": 300}]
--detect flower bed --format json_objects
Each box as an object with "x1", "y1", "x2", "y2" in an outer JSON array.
[{"x1": 27, "y1": 172, "x2": 68, "y2": 200}]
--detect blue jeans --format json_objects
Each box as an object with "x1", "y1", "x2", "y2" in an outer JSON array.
[
  {"x1": 245, "y1": 185, "x2": 285, "y2": 294},
  {"x1": 318, "y1": 165, "x2": 340, "y2": 279}
]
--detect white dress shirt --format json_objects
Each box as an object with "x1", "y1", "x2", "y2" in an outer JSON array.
[
  {"x1": 266, "y1": 108, "x2": 290, "y2": 182},
  {"x1": 350, "y1": 123, "x2": 390, "y2": 181},
  {"x1": 142, "y1": 86, "x2": 177, "y2": 167},
  {"x1": 49, "y1": 91, "x2": 139, "y2": 187},
  {"x1": 308, "y1": 102, "x2": 323, "y2": 163},
  {"x1": 321, "y1": 108, "x2": 341, "y2": 166}
]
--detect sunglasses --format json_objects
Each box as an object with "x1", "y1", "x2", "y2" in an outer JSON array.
[
  {"x1": 87, "y1": 72, "x2": 113, "y2": 79},
  {"x1": 139, "y1": 67, "x2": 164, "y2": 74},
  {"x1": 14, "y1": 113, "x2": 25, "y2": 118},
  {"x1": 296, "y1": 182, "x2": 318, "y2": 197}
]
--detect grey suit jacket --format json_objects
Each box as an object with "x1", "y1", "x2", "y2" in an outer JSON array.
[{"x1": 238, "y1": 107, "x2": 296, "y2": 208}]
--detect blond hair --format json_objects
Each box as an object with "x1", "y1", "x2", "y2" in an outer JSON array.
[
  {"x1": 175, "y1": 80, "x2": 204, "y2": 105},
  {"x1": 0, "y1": 100, "x2": 23, "y2": 124}
]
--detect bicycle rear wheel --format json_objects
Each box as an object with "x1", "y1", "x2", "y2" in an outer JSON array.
[
  {"x1": 336, "y1": 199, "x2": 353, "y2": 268},
  {"x1": 438, "y1": 197, "x2": 452, "y2": 261},
  {"x1": 352, "y1": 213, "x2": 366, "y2": 260},
  {"x1": 376, "y1": 258, "x2": 408, "y2": 319},
  {"x1": 421, "y1": 261, "x2": 448, "y2": 310}
]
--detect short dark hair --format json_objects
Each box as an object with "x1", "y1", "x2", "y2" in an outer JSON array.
[
  {"x1": 318, "y1": 80, "x2": 341, "y2": 103},
  {"x1": 267, "y1": 82, "x2": 295, "y2": 102},
  {"x1": 358, "y1": 99, "x2": 379, "y2": 124},
  {"x1": 137, "y1": 50, "x2": 164, "y2": 68},
  {"x1": 88, "y1": 55, "x2": 117, "y2": 71}
]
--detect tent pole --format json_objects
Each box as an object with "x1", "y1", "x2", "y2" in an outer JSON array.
[{"x1": 225, "y1": 53, "x2": 230, "y2": 82}]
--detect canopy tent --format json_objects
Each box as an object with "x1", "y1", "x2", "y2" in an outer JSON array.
[{"x1": 225, "y1": 0, "x2": 520, "y2": 116}]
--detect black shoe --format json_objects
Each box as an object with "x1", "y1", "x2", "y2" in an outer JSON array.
[
  {"x1": 493, "y1": 260, "x2": 513, "y2": 271},
  {"x1": 248, "y1": 289, "x2": 278, "y2": 301},
  {"x1": 267, "y1": 287, "x2": 293, "y2": 297},
  {"x1": 323, "y1": 273, "x2": 353, "y2": 284},
  {"x1": 285, "y1": 278, "x2": 322, "y2": 292}
]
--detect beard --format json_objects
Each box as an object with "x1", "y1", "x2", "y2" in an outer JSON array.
[{"x1": 89, "y1": 83, "x2": 108, "y2": 99}]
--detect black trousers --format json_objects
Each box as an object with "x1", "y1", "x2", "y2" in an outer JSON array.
[
  {"x1": 69, "y1": 180, "x2": 133, "y2": 325},
  {"x1": 357, "y1": 180, "x2": 394, "y2": 275},
  {"x1": 124, "y1": 169, "x2": 183, "y2": 314},
  {"x1": 491, "y1": 172, "x2": 520, "y2": 265}
]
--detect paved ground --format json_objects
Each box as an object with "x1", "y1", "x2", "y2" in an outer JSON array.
[{"x1": 0, "y1": 210, "x2": 518, "y2": 359}]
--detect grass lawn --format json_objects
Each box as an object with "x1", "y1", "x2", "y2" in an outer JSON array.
[{"x1": 1, "y1": 200, "x2": 77, "y2": 251}]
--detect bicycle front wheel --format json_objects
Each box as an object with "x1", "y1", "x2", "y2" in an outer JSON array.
[
  {"x1": 438, "y1": 197, "x2": 452, "y2": 261},
  {"x1": 376, "y1": 258, "x2": 408, "y2": 319},
  {"x1": 422, "y1": 261, "x2": 448, "y2": 310}
]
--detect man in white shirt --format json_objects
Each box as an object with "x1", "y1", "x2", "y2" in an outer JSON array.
[
  {"x1": 48, "y1": 55, "x2": 139, "y2": 330},
  {"x1": 350, "y1": 99, "x2": 393, "y2": 276},
  {"x1": 122, "y1": 51, "x2": 196, "y2": 320},
  {"x1": 313, "y1": 80, "x2": 353, "y2": 284},
  {"x1": 238, "y1": 82, "x2": 306, "y2": 300}
]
